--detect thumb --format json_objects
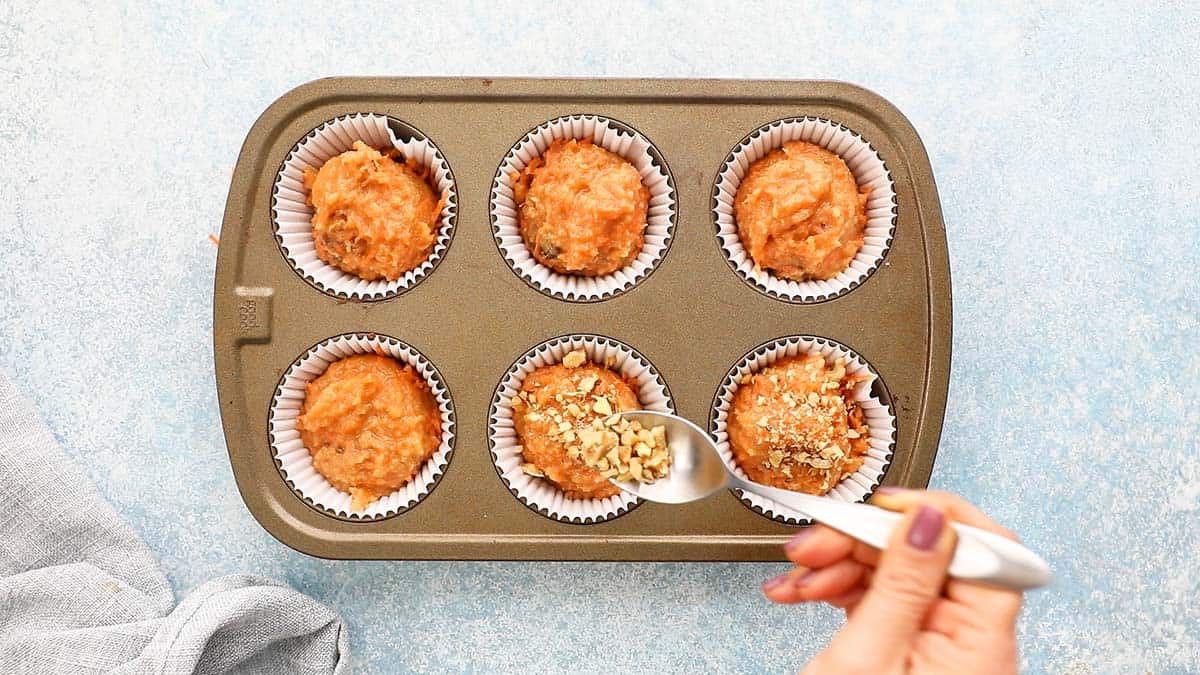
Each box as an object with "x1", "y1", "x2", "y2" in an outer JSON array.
[{"x1": 836, "y1": 504, "x2": 956, "y2": 655}]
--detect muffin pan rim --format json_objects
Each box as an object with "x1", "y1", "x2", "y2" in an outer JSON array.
[{"x1": 214, "y1": 77, "x2": 951, "y2": 561}]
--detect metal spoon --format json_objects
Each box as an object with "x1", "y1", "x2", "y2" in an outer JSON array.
[{"x1": 610, "y1": 411, "x2": 1052, "y2": 591}]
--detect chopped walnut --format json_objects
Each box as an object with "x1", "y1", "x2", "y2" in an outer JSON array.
[
  {"x1": 512, "y1": 358, "x2": 655, "y2": 497},
  {"x1": 562, "y1": 349, "x2": 587, "y2": 369},
  {"x1": 592, "y1": 397, "x2": 612, "y2": 416},
  {"x1": 730, "y1": 353, "x2": 872, "y2": 496},
  {"x1": 567, "y1": 414, "x2": 671, "y2": 484}
]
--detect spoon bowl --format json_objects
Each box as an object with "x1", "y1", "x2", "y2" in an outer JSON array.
[{"x1": 610, "y1": 411, "x2": 729, "y2": 503}]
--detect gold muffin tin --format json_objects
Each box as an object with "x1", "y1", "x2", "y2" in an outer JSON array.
[{"x1": 214, "y1": 78, "x2": 950, "y2": 561}]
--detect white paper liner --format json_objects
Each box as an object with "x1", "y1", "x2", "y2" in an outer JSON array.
[
  {"x1": 272, "y1": 113, "x2": 458, "y2": 301},
  {"x1": 489, "y1": 115, "x2": 676, "y2": 302},
  {"x1": 713, "y1": 117, "x2": 896, "y2": 303},
  {"x1": 710, "y1": 336, "x2": 896, "y2": 525},
  {"x1": 488, "y1": 335, "x2": 675, "y2": 524},
  {"x1": 269, "y1": 333, "x2": 456, "y2": 520}
]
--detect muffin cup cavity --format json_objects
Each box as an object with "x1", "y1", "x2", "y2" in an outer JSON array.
[
  {"x1": 488, "y1": 334, "x2": 675, "y2": 524},
  {"x1": 490, "y1": 114, "x2": 676, "y2": 302},
  {"x1": 710, "y1": 336, "x2": 896, "y2": 525},
  {"x1": 269, "y1": 333, "x2": 456, "y2": 521},
  {"x1": 713, "y1": 117, "x2": 896, "y2": 303},
  {"x1": 272, "y1": 113, "x2": 458, "y2": 301}
]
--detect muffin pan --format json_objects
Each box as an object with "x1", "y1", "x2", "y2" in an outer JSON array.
[{"x1": 214, "y1": 78, "x2": 951, "y2": 561}]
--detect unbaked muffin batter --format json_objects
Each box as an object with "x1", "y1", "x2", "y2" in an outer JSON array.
[
  {"x1": 297, "y1": 353, "x2": 442, "y2": 510},
  {"x1": 734, "y1": 140, "x2": 869, "y2": 281},
  {"x1": 304, "y1": 141, "x2": 443, "y2": 282},
  {"x1": 512, "y1": 139, "x2": 648, "y2": 276},
  {"x1": 727, "y1": 353, "x2": 870, "y2": 495},
  {"x1": 512, "y1": 352, "x2": 641, "y2": 499}
]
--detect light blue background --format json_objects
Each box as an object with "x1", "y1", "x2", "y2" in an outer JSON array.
[{"x1": 1, "y1": 1, "x2": 1196, "y2": 672}]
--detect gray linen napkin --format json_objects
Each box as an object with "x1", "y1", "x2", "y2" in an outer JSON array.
[{"x1": 0, "y1": 374, "x2": 349, "y2": 674}]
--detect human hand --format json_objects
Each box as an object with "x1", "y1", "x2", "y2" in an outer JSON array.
[{"x1": 762, "y1": 489, "x2": 1023, "y2": 674}]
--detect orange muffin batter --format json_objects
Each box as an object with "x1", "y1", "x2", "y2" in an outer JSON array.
[
  {"x1": 727, "y1": 354, "x2": 871, "y2": 495},
  {"x1": 304, "y1": 141, "x2": 444, "y2": 282},
  {"x1": 734, "y1": 140, "x2": 869, "y2": 281},
  {"x1": 512, "y1": 139, "x2": 649, "y2": 276},
  {"x1": 512, "y1": 352, "x2": 640, "y2": 499},
  {"x1": 297, "y1": 353, "x2": 442, "y2": 510}
]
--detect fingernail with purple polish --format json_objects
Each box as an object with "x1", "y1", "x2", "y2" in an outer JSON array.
[
  {"x1": 906, "y1": 505, "x2": 945, "y2": 551},
  {"x1": 762, "y1": 573, "x2": 790, "y2": 591},
  {"x1": 876, "y1": 486, "x2": 903, "y2": 495}
]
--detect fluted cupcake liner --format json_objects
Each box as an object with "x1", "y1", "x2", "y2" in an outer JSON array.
[
  {"x1": 272, "y1": 113, "x2": 458, "y2": 301},
  {"x1": 269, "y1": 333, "x2": 456, "y2": 520},
  {"x1": 713, "y1": 117, "x2": 896, "y2": 303},
  {"x1": 488, "y1": 334, "x2": 674, "y2": 524},
  {"x1": 710, "y1": 335, "x2": 895, "y2": 525},
  {"x1": 490, "y1": 114, "x2": 676, "y2": 302}
]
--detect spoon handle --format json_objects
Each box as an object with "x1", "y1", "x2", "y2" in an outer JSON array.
[{"x1": 736, "y1": 483, "x2": 1052, "y2": 591}]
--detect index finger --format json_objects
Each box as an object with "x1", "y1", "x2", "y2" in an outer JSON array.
[
  {"x1": 871, "y1": 488, "x2": 1018, "y2": 540},
  {"x1": 784, "y1": 524, "x2": 881, "y2": 570},
  {"x1": 870, "y1": 488, "x2": 1024, "y2": 622}
]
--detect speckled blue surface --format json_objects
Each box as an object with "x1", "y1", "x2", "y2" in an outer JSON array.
[{"x1": 1, "y1": 2, "x2": 1197, "y2": 673}]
